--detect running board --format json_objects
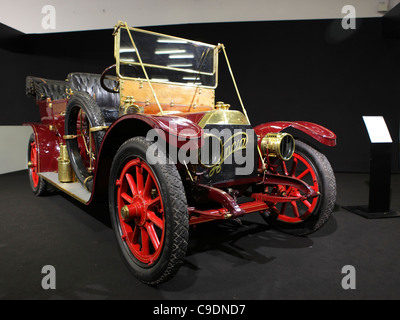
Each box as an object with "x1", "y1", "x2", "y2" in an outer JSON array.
[{"x1": 39, "y1": 172, "x2": 91, "y2": 204}]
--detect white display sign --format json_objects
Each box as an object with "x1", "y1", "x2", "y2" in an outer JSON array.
[{"x1": 362, "y1": 116, "x2": 392, "y2": 143}]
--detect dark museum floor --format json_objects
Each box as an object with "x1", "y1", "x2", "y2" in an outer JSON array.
[{"x1": 1, "y1": 170, "x2": 400, "y2": 300}]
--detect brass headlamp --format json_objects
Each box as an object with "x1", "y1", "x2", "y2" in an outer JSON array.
[{"x1": 261, "y1": 132, "x2": 295, "y2": 161}]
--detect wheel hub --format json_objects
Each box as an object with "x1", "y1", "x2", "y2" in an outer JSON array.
[{"x1": 120, "y1": 195, "x2": 147, "y2": 226}]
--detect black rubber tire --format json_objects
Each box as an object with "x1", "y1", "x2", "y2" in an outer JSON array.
[
  {"x1": 65, "y1": 91, "x2": 106, "y2": 192},
  {"x1": 27, "y1": 133, "x2": 56, "y2": 196},
  {"x1": 109, "y1": 136, "x2": 189, "y2": 285},
  {"x1": 260, "y1": 140, "x2": 336, "y2": 236}
]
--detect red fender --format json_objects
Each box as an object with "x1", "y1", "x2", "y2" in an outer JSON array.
[
  {"x1": 92, "y1": 113, "x2": 204, "y2": 203},
  {"x1": 254, "y1": 121, "x2": 336, "y2": 147},
  {"x1": 103, "y1": 113, "x2": 203, "y2": 148},
  {"x1": 24, "y1": 123, "x2": 60, "y2": 173}
]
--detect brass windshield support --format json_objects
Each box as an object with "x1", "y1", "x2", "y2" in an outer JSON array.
[
  {"x1": 218, "y1": 43, "x2": 266, "y2": 168},
  {"x1": 113, "y1": 21, "x2": 124, "y2": 36},
  {"x1": 123, "y1": 22, "x2": 164, "y2": 115},
  {"x1": 218, "y1": 43, "x2": 250, "y2": 125}
]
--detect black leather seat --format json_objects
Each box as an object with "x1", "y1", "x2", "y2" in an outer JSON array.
[
  {"x1": 67, "y1": 73, "x2": 120, "y2": 124},
  {"x1": 26, "y1": 76, "x2": 70, "y2": 101}
]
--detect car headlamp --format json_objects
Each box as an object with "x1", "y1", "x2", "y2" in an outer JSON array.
[{"x1": 261, "y1": 132, "x2": 295, "y2": 161}]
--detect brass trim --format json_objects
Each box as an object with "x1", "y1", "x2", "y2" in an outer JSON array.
[
  {"x1": 89, "y1": 126, "x2": 109, "y2": 133},
  {"x1": 157, "y1": 110, "x2": 183, "y2": 115},
  {"x1": 123, "y1": 22, "x2": 216, "y2": 48},
  {"x1": 183, "y1": 160, "x2": 194, "y2": 182},
  {"x1": 197, "y1": 110, "x2": 249, "y2": 128},
  {"x1": 58, "y1": 144, "x2": 74, "y2": 183},
  {"x1": 215, "y1": 101, "x2": 230, "y2": 110},
  {"x1": 58, "y1": 159, "x2": 74, "y2": 182},
  {"x1": 120, "y1": 60, "x2": 214, "y2": 77},
  {"x1": 257, "y1": 145, "x2": 266, "y2": 170},
  {"x1": 118, "y1": 74, "x2": 217, "y2": 90},
  {"x1": 121, "y1": 205, "x2": 130, "y2": 220},
  {"x1": 119, "y1": 96, "x2": 142, "y2": 116},
  {"x1": 59, "y1": 143, "x2": 68, "y2": 159},
  {"x1": 66, "y1": 88, "x2": 74, "y2": 99},
  {"x1": 63, "y1": 134, "x2": 78, "y2": 140},
  {"x1": 219, "y1": 44, "x2": 250, "y2": 125},
  {"x1": 83, "y1": 176, "x2": 93, "y2": 192}
]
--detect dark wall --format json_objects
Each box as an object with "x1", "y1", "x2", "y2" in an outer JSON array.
[
  {"x1": 1, "y1": 18, "x2": 399, "y2": 173},
  {"x1": 0, "y1": 23, "x2": 115, "y2": 125},
  {"x1": 384, "y1": 2, "x2": 400, "y2": 38}
]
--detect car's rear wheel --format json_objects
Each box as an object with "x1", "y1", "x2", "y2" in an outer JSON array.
[
  {"x1": 260, "y1": 140, "x2": 336, "y2": 236},
  {"x1": 27, "y1": 133, "x2": 55, "y2": 196},
  {"x1": 109, "y1": 136, "x2": 189, "y2": 285}
]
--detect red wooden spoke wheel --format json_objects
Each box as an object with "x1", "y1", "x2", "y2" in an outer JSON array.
[
  {"x1": 109, "y1": 136, "x2": 189, "y2": 285},
  {"x1": 261, "y1": 139, "x2": 336, "y2": 236},
  {"x1": 271, "y1": 153, "x2": 319, "y2": 223},
  {"x1": 27, "y1": 133, "x2": 55, "y2": 196},
  {"x1": 29, "y1": 140, "x2": 39, "y2": 189},
  {"x1": 116, "y1": 158, "x2": 165, "y2": 265}
]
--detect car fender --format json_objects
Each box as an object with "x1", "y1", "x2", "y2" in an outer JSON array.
[
  {"x1": 100, "y1": 113, "x2": 203, "y2": 151},
  {"x1": 24, "y1": 123, "x2": 60, "y2": 173},
  {"x1": 92, "y1": 113, "x2": 203, "y2": 202},
  {"x1": 253, "y1": 121, "x2": 336, "y2": 147},
  {"x1": 142, "y1": 113, "x2": 203, "y2": 145}
]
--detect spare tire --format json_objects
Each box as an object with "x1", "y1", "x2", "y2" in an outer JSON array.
[{"x1": 65, "y1": 91, "x2": 106, "y2": 192}]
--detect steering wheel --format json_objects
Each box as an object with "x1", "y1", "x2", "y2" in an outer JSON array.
[
  {"x1": 100, "y1": 64, "x2": 141, "y2": 93},
  {"x1": 100, "y1": 64, "x2": 120, "y2": 93}
]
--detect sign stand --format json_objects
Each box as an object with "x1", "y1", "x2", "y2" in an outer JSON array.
[{"x1": 343, "y1": 116, "x2": 400, "y2": 218}]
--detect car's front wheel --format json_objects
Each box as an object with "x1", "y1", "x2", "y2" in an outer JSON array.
[
  {"x1": 109, "y1": 136, "x2": 189, "y2": 285},
  {"x1": 260, "y1": 140, "x2": 336, "y2": 236}
]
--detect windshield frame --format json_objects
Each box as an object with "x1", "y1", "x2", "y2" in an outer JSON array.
[{"x1": 114, "y1": 25, "x2": 219, "y2": 89}]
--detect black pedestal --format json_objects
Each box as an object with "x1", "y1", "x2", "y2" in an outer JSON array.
[
  {"x1": 343, "y1": 143, "x2": 400, "y2": 219},
  {"x1": 343, "y1": 205, "x2": 400, "y2": 219}
]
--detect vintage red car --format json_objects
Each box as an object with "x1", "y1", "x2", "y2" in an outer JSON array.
[{"x1": 25, "y1": 21, "x2": 336, "y2": 285}]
